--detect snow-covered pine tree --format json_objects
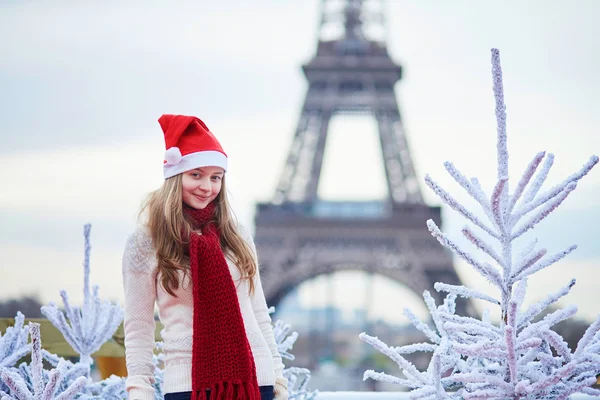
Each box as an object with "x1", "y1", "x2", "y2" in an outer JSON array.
[
  {"x1": 360, "y1": 49, "x2": 600, "y2": 399},
  {"x1": 270, "y1": 308, "x2": 318, "y2": 399},
  {"x1": 40, "y1": 224, "x2": 123, "y2": 366},
  {"x1": 0, "y1": 323, "x2": 89, "y2": 400}
]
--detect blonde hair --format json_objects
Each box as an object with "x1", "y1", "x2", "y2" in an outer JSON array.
[{"x1": 140, "y1": 174, "x2": 257, "y2": 297}]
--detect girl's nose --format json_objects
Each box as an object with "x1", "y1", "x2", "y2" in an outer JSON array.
[{"x1": 197, "y1": 179, "x2": 211, "y2": 192}]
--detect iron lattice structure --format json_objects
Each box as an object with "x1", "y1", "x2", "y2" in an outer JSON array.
[{"x1": 255, "y1": 0, "x2": 473, "y2": 322}]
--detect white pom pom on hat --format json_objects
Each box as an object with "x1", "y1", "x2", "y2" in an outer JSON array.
[{"x1": 164, "y1": 147, "x2": 182, "y2": 165}]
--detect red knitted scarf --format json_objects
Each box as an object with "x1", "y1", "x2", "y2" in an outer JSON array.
[{"x1": 185, "y1": 202, "x2": 261, "y2": 400}]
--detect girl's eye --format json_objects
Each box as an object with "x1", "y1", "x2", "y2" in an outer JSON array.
[
  {"x1": 212, "y1": 176, "x2": 222, "y2": 181},
  {"x1": 191, "y1": 173, "x2": 200, "y2": 178}
]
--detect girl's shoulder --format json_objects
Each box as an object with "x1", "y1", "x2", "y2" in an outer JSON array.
[{"x1": 122, "y1": 226, "x2": 157, "y2": 273}]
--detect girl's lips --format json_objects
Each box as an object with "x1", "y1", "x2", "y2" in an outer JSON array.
[{"x1": 195, "y1": 195, "x2": 210, "y2": 201}]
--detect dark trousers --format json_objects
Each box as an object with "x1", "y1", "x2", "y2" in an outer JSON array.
[{"x1": 164, "y1": 385, "x2": 274, "y2": 400}]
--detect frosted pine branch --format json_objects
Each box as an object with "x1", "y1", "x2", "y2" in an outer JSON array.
[
  {"x1": 443, "y1": 162, "x2": 492, "y2": 214},
  {"x1": 359, "y1": 333, "x2": 427, "y2": 385},
  {"x1": 512, "y1": 156, "x2": 598, "y2": 225},
  {"x1": 424, "y1": 175, "x2": 500, "y2": 239},
  {"x1": 41, "y1": 224, "x2": 123, "y2": 365},
  {"x1": 491, "y1": 48, "x2": 508, "y2": 189},
  {"x1": 490, "y1": 176, "x2": 508, "y2": 232},
  {"x1": 403, "y1": 308, "x2": 441, "y2": 344},
  {"x1": 0, "y1": 313, "x2": 31, "y2": 369},
  {"x1": 461, "y1": 226, "x2": 502, "y2": 266},
  {"x1": 517, "y1": 279, "x2": 575, "y2": 328},
  {"x1": 434, "y1": 283, "x2": 499, "y2": 305},
  {"x1": 395, "y1": 343, "x2": 437, "y2": 354},
  {"x1": 516, "y1": 237, "x2": 538, "y2": 265},
  {"x1": 511, "y1": 248, "x2": 547, "y2": 279},
  {"x1": 0, "y1": 323, "x2": 88, "y2": 400},
  {"x1": 507, "y1": 151, "x2": 546, "y2": 213},
  {"x1": 428, "y1": 220, "x2": 503, "y2": 287},
  {"x1": 574, "y1": 314, "x2": 600, "y2": 357},
  {"x1": 511, "y1": 182, "x2": 577, "y2": 239},
  {"x1": 512, "y1": 244, "x2": 577, "y2": 282},
  {"x1": 522, "y1": 153, "x2": 555, "y2": 205},
  {"x1": 269, "y1": 308, "x2": 317, "y2": 399}
]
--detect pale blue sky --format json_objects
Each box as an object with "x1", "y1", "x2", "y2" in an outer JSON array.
[{"x1": 0, "y1": 1, "x2": 598, "y2": 324}]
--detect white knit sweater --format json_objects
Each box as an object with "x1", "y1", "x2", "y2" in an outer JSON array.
[{"x1": 121, "y1": 225, "x2": 286, "y2": 400}]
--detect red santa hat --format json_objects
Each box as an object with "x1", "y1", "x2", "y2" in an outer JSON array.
[{"x1": 158, "y1": 114, "x2": 228, "y2": 179}]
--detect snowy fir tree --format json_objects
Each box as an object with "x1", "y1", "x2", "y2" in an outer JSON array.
[
  {"x1": 360, "y1": 48, "x2": 600, "y2": 399},
  {"x1": 40, "y1": 224, "x2": 124, "y2": 366},
  {"x1": 0, "y1": 323, "x2": 89, "y2": 400},
  {"x1": 0, "y1": 312, "x2": 30, "y2": 371},
  {"x1": 0, "y1": 224, "x2": 129, "y2": 399},
  {"x1": 0, "y1": 313, "x2": 31, "y2": 395},
  {"x1": 270, "y1": 308, "x2": 318, "y2": 399}
]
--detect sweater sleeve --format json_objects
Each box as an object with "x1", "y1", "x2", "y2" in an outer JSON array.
[
  {"x1": 242, "y1": 227, "x2": 288, "y2": 387},
  {"x1": 122, "y1": 229, "x2": 158, "y2": 400}
]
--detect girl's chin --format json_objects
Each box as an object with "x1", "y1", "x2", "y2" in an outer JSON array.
[{"x1": 184, "y1": 198, "x2": 211, "y2": 210}]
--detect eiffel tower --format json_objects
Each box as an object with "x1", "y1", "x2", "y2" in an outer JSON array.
[{"x1": 254, "y1": 0, "x2": 471, "y2": 325}]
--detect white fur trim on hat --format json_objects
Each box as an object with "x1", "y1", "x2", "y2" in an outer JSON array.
[
  {"x1": 164, "y1": 147, "x2": 182, "y2": 165},
  {"x1": 163, "y1": 150, "x2": 228, "y2": 179}
]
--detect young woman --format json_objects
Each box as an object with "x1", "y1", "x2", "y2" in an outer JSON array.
[{"x1": 122, "y1": 114, "x2": 289, "y2": 400}]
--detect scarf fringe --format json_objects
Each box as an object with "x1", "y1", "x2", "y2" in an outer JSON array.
[{"x1": 192, "y1": 381, "x2": 261, "y2": 400}]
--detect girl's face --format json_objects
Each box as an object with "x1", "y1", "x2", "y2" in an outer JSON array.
[{"x1": 181, "y1": 166, "x2": 224, "y2": 210}]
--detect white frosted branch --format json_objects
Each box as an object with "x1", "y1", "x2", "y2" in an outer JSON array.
[
  {"x1": 403, "y1": 308, "x2": 440, "y2": 344},
  {"x1": 513, "y1": 156, "x2": 598, "y2": 225},
  {"x1": 490, "y1": 176, "x2": 508, "y2": 231},
  {"x1": 511, "y1": 248, "x2": 547, "y2": 279},
  {"x1": 513, "y1": 245, "x2": 577, "y2": 282},
  {"x1": 443, "y1": 322, "x2": 500, "y2": 341},
  {"x1": 0, "y1": 368, "x2": 32, "y2": 400},
  {"x1": 30, "y1": 324, "x2": 44, "y2": 398},
  {"x1": 425, "y1": 175, "x2": 500, "y2": 239},
  {"x1": 511, "y1": 182, "x2": 577, "y2": 239},
  {"x1": 505, "y1": 326, "x2": 517, "y2": 384},
  {"x1": 54, "y1": 376, "x2": 88, "y2": 400},
  {"x1": 41, "y1": 368, "x2": 61, "y2": 400},
  {"x1": 428, "y1": 220, "x2": 503, "y2": 288},
  {"x1": 491, "y1": 49, "x2": 509, "y2": 183},
  {"x1": 423, "y1": 291, "x2": 445, "y2": 336},
  {"x1": 359, "y1": 333, "x2": 427, "y2": 385},
  {"x1": 0, "y1": 347, "x2": 31, "y2": 369},
  {"x1": 362, "y1": 370, "x2": 418, "y2": 388},
  {"x1": 518, "y1": 279, "x2": 575, "y2": 328},
  {"x1": 528, "y1": 362, "x2": 576, "y2": 394},
  {"x1": 543, "y1": 329, "x2": 572, "y2": 362},
  {"x1": 575, "y1": 313, "x2": 600, "y2": 357},
  {"x1": 434, "y1": 282, "x2": 500, "y2": 305},
  {"x1": 520, "y1": 305, "x2": 578, "y2": 340},
  {"x1": 59, "y1": 291, "x2": 84, "y2": 346},
  {"x1": 522, "y1": 153, "x2": 554, "y2": 204},
  {"x1": 516, "y1": 237, "x2": 538, "y2": 264},
  {"x1": 451, "y1": 373, "x2": 512, "y2": 390},
  {"x1": 451, "y1": 339, "x2": 503, "y2": 358},
  {"x1": 506, "y1": 300, "x2": 517, "y2": 329},
  {"x1": 470, "y1": 177, "x2": 494, "y2": 221},
  {"x1": 461, "y1": 226, "x2": 502, "y2": 266},
  {"x1": 443, "y1": 162, "x2": 493, "y2": 214},
  {"x1": 512, "y1": 278, "x2": 528, "y2": 310},
  {"x1": 395, "y1": 343, "x2": 437, "y2": 354},
  {"x1": 441, "y1": 313, "x2": 502, "y2": 336},
  {"x1": 516, "y1": 337, "x2": 543, "y2": 352},
  {"x1": 507, "y1": 151, "x2": 546, "y2": 213}
]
